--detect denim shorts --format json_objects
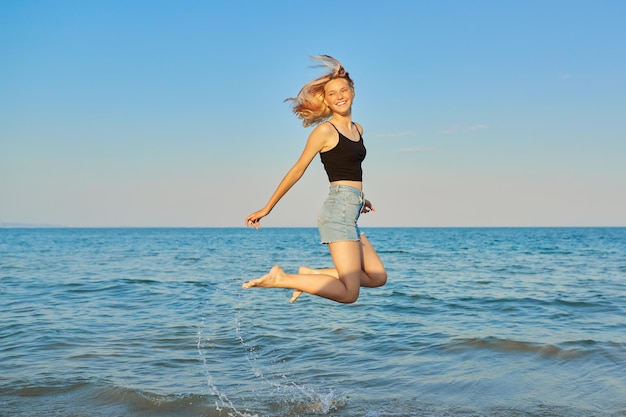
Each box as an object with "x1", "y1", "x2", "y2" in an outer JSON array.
[{"x1": 317, "y1": 185, "x2": 364, "y2": 244}]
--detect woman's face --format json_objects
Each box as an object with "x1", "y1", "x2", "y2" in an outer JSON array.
[{"x1": 324, "y1": 78, "x2": 354, "y2": 115}]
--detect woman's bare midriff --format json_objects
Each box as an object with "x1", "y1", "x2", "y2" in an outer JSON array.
[{"x1": 330, "y1": 180, "x2": 362, "y2": 190}]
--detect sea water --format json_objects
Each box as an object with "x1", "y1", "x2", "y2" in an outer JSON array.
[{"x1": 1, "y1": 227, "x2": 625, "y2": 416}]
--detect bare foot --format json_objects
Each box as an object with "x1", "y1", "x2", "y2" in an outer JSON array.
[
  {"x1": 242, "y1": 265, "x2": 286, "y2": 289},
  {"x1": 290, "y1": 266, "x2": 319, "y2": 303}
]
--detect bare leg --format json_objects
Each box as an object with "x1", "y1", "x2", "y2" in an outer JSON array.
[
  {"x1": 290, "y1": 234, "x2": 387, "y2": 303},
  {"x1": 290, "y1": 266, "x2": 336, "y2": 303},
  {"x1": 242, "y1": 241, "x2": 364, "y2": 304},
  {"x1": 359, "y1": 233, "x2": 387, "y2": 288}
]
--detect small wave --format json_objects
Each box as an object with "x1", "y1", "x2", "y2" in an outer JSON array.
[
  {"x1": 175, "y1": 256, "x2": 203, "y2": 262},
  {"x1": 388, "y1": 289, "x2": 438, "y2": 301},
  {"x1": 443, "y1": 337, "x2": 590, "y2": 359},
  {"x1": 447, "y1": 295, "x2": 607, "y2": 311},
  {"x1": 554, "y1": 298, "x2": 600, "y2": 308},
  {"x1": 377, "y1": 249, "x2": 411, "y2": 254},
  {"x1": 65, "y1": 282, "x2": 129, "y2": 294},
  {"x1": 1, "y1": 381, "x2": 223, "y2": 417}
]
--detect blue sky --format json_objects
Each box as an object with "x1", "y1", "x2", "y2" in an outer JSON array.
[{"x1": 1, "y1": 0, "x2": 625, "y2": 227}]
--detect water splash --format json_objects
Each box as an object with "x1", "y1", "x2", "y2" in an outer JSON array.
[
  {"x1": 284, "y1": 385, "x2": 345, "y2": 415},
  {"x1": 197, "y1": 317, "x2": 258, "y2": 417},
  {"x1": 234, "y1": 302, "x2": 348, "y2": 415}
]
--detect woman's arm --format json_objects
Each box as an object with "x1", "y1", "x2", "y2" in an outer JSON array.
[{"x1": 246, "y1": 125, "x2": 330, "y2": 228}]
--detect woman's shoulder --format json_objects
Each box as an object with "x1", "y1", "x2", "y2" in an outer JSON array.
[
  {"x1": 308, "y1": 121, "x2": 339, "y2": 152},
  {"x1": 309, "y1": 121, "x2": 337, "y2": 140},
  {"x1": 353, "y1": 122, "x2": 364, "y2": 136},
  {"x1": 312, "y1": 121, "x2": 336, "y2": 134}
]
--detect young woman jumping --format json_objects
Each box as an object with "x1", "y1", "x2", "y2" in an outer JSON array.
[{"x1": 243, "y1": 56, "x2": 387, "y2": 304}]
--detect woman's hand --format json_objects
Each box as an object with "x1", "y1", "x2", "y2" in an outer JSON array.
[
  {"x1": 246, "y1": 208, "x2": 270, "y2": 229},
  {"x1": 362, "y1": 199, "x2": 375, "y2": 214}
]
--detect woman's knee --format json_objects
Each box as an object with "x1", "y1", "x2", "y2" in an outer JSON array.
[
  {"x1": 375, "y1": 271, "x2": 387, "y2": 287},
  {"x1": 339, "y1": 288, "x2": 360, "y2": 304},
  {"x1": 337, "y1": 272, "x2": 361, "y2": 303},
  {"x1": 364, "y1": 269, "x2": 387, "y2": 287}
]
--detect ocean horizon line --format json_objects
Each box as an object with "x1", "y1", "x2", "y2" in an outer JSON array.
[{"x1": 1, "y1": 223, "x2": 624, "y2": 229}]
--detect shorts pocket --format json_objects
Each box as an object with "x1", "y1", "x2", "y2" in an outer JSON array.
[{"x1": 317, "y1": 197, "x2": 339, "y2": 225}]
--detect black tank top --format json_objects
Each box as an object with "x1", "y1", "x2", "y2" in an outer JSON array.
[{"x1": 319, "y1": 122, "x2": 366, "y2": 182}]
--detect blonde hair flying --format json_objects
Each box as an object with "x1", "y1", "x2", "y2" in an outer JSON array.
[{"x1": 286, "y1": 55, "x2": 355, "y2": 127}]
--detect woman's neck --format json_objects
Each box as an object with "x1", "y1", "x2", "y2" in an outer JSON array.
[{"x1": 330, "y1": 113, "x2": 353, "y2": 131}]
